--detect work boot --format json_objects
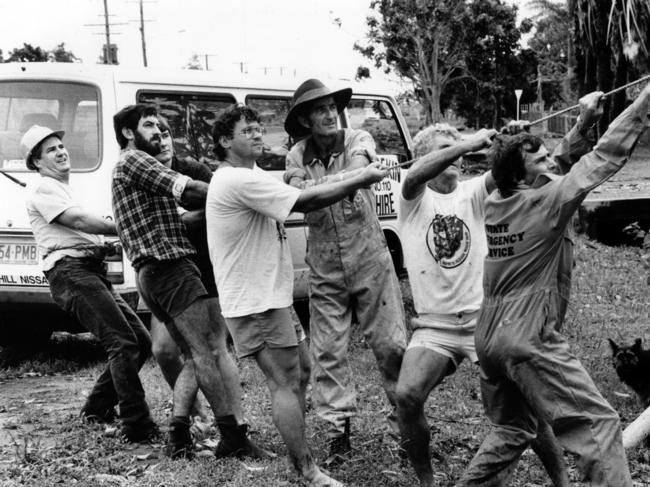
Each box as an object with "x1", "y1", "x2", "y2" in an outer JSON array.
[
  {"x1": 121, "y1": 419, "x2": 158, "y2": 443},
  {"x1": 213, "y1": 415, "x2": 273, "y2": 459},
  {"x1": 164, "y1": 416, "x2": 194, "y2": 459},
  {"x1": 80, "y1": 405, "x2": 117, "y2": 424},
  {"x1": 326, "y1": 418, "x2": 351, "y2": 466}
]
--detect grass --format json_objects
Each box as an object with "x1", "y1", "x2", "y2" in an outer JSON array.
[{"x1": 2, "y1": 234, "x2": 650, "y2": 485}]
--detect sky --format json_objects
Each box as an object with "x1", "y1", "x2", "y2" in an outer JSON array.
[{"x1": 0, "y1": 0, "x2": 535, "y2": 88}]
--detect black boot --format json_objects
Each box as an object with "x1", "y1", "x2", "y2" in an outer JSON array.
[
  {"x1": 165, "y1": 416, "x2": 194, "y2": 459},
  {"x1": 213, "y1": 415, "x2": 273, "y2": 459},
  {"x1": 326, "y1": 418, "x2": 352, "y2": 466},
  {"x1": 80, "y1": 404, "x2": 117, "y2": 424}
]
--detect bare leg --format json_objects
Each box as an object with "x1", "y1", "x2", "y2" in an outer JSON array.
[
  {"x1": 254, "y1": 346, "x2": 341, "y2": 486},
  {"x1": 171, "y1": 297, "x2": 243, "y2": 422},
  {"x1": 395, "y1": 347, "x2": 454, "y2": 487},
  {"x1": 297, "y1": 340, "x2": 311, "y2": 416},
  {"x1": 150, "y1": 315, "x2": 208, "y2": 419}
]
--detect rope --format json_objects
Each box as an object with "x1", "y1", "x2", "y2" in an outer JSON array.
[
  {"x1": 0, "y1": 171, "x2": 27, "y2": 187},
  {"x1": 529, "y1": 73, "x2": 650, "y2": 126}
]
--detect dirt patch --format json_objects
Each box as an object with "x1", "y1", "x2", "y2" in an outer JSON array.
[{"x1": 0, "y1": 373, "x2": 93, "y2": 451}]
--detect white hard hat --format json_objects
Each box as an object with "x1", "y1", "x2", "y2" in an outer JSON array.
[{"x1": 20, "y1": 125, "x2": 65, "y2": 170}]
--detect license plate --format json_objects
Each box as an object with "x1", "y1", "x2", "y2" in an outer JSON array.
[{"x1": 0, "y1": 242, "x2": 39, "y2": 265}]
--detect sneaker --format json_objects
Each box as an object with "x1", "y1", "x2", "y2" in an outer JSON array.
[
  {"x1": 121, "y1": 420, "x2": 158, "y2": 443},
  {"x1": 165, "y1": 417, "x2": 194, "y2": 459},
  {"x1": 80, "y1": 405, "x2": 117, "y2": 424}
]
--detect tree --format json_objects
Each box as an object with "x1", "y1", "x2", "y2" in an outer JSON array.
[
  {"x1": 4, "y1": 43, "x2": 79, "y2": 63},
  {"x1": 355, "y1": 0, "x2": 474, "y2": 124},
  {"x1": 529, "y1": 0, "x2": 574, "y2": 106},
  {"x1": 49, "y1": 43, "x2": 79, "y2": 63},
  {"x1": 355, "y1": 66, "x2": 371, "y2": 81},
  {"x1": 184, "y1": 54, "x2": 204, "y2": 70},
  {"x1": 6, "y1": 43, "x2": 48, "y2": 62},
  {"x1": 440, "y1": 1, "x2": 535, "y2": 128},
  {"x1": 573, "y1": 0, "x2": 650, "y2": 128},
  {"x1": 355, "y1": 0, "x2": 531, "y2": 127}
]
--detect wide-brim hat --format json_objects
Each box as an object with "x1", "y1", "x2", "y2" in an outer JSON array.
[
  {"x1": 284, "y1": 79, "x2": 352, "y2": 137},
  {"x1": 21, "y1": 125, "x2": 65, "y2": 170}
]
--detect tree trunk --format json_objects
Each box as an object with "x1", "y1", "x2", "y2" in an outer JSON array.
[
  {"x1": 612, "y1": 54, "x2": 628, "y2": 119},
  {"x1": 596, "y1": 41, "x2": 613, "y2": 131},
  {"x1": 430, "y1": 83, "x2": 442, "y2": 123}
]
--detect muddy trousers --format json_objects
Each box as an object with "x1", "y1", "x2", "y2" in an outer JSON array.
[
  {"x1": 309, "y1": 251, "x2": 407, "y2": 438},
  {"x1": 459, "y1": 333, "x2": 631, "y2": 486},
  {"x1": 46, "y1": 257, "x2": 152, "y2": 425}
]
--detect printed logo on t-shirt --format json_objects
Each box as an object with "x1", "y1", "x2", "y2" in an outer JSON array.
[{"x1": 426, "y1": 214, "x2": 471, "y2": 268}]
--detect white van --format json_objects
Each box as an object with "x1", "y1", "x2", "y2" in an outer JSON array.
[{"x1": 0, "y1": 63, "x2": 413, "y2": 343}]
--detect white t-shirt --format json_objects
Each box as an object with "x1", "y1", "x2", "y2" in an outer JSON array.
[
  {"x1": 26, "y1": 177, "x2": 102, "y2": 271},
  {"x1": 399, "y1": 174, "x2": 488, "y2": 324},
  {"x1": 206, "y1": 165, "x2": 301, "y2": 318}
]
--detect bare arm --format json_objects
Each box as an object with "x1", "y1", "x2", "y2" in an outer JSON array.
[
  {"x1": 180, "y1": 208, "x2": 205, "y2": 228},
  {"x1": 292, "y1": 162, "x2": 387, "y2": 213},
  {"x1": 55, "y1": 207, "x2": 117, "y2": 235},
  {"x1": 180, "y1": 180, "x2": 209, "y2": 207},
  {"x1": 402, "y1": 129, "x2": 497, "y2": 200}
]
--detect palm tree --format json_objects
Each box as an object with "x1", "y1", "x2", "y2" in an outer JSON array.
[{"x1": 572, "y1": 0, "x2": 650, "y2": 127}]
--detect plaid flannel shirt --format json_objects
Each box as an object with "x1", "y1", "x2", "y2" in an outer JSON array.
[{"x1": 112, "y1": 149, "x2": 195, "y2": 270}]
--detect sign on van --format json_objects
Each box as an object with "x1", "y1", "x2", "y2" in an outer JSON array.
[{"x1": 373, "y1": 154, "x2": 400, "y2": 218}]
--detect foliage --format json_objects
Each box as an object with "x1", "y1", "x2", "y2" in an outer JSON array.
[
  {"x1": 3, "y1": 43, "x2": 78, "y2": 63},
  {"x1": 528, "y1": 0, "x2": 574, "y2": 108},
  {"x1": 49, "y1": 43, "x2": 79, "y2": 63},
  {"x1": 184, "y1": 54, "x2": 204, "y2": 71},
  {"x1": 356, "y1": 65, "x2": 371, "y2": 81},
  {"x1": 441, "y1": 0, "x2": 536, "y2": 128},
  {"x1": 4, "y1": 227, "x2": 650, "y2": 483},
  {"x1": 355, "y1": 0, "x2": 475, "y2": 124},
  {"x1": 573, "y1": 0, "x2": 650, "y2": 128},
  {"x1": 5, "y1": 43, "x2": 48, "y2": 63},
  {"x1": 355, "y1": 0, "x2": 532, "y2": 128}
]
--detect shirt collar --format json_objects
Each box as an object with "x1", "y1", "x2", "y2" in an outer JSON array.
[
  {"x1": 531, "y1": 172, "x2": 561, "y2": 189},
  {"x1": 303, "y1": 130, "x2": 346, "y2": 166}
]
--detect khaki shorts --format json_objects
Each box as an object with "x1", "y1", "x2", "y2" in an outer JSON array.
[
  {"x1": 225, "y1": 307, "x2": 307, "y2": 359},
  {"x1": 408, "y1": 319, "x2": 479, "y2": 369}
]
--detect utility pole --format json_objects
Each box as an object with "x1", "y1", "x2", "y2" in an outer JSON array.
[
  {"x1": 197, "y1": 54, "x2": 218, "y2": 70},
  {"x1": 103, "y1": 0, "x2": 113, "y2": 64},
  {"x1": 127, "y1": 0, "x2": 155, "y2": 67},
  {"x1": 85, "y1": 1, "x2": 126, "y2": 64},
  {"x1": 139, "y1": 0, "x2": 147, "y2": 66}
]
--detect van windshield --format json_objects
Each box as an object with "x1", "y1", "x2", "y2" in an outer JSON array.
[{"x1": 0, "y1": 81, "x2": 100, "y2": 172}]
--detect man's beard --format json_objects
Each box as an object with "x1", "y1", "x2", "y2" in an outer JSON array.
[{"x1": 134, "y1": 130, "x2": 161, "y2": 157}]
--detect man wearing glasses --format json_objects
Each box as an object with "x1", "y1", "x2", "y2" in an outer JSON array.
[
  {"x1": 111, "y1": 104, "x2": 268, "y2": 460},
  {"x1": 284, "y1": 79, "x2": 407, "y2": 462},
  {"x1": 207, "y1": 103, "x2": 390, "y2": 486}
]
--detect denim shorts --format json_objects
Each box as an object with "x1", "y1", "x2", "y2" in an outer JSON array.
[
  {"x1": 225, "y1": 307, "x2": 307, "y2": 359},
  {"x1": 191, "y1": 253, "x2": 217, "y2": 298},
  {"x1": 137, "y1": 257, "x2": 208, "y2": 323}
]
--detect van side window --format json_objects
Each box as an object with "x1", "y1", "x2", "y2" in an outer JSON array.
[
  {"x1": 0, "y1": 81, "x2": 100, "y2": 171},
  {"x1": 246, "y1": 96, "x2": 292, "y2": 171},
  {"x1": 347, "y1": 98, "x2": 408, "y2": 163},
  {"x1": 138, "y1": 92, "x2": 235, "y2": 167}
]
